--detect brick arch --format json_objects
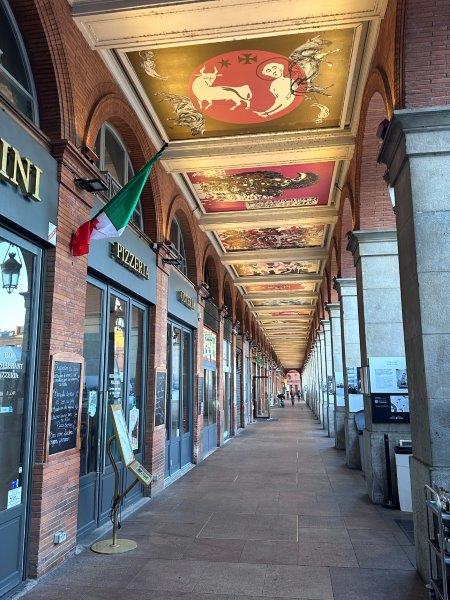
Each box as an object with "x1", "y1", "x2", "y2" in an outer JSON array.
[
  {"x1": 202, "y1": 247, "x2": 223, "y2": 306},
  {"x1": 83, "y1": 93, "x2": 163, "y2": 241},
  {"x1": 166, "y1": 196, "x2": 201, "y2": 286},
  {"x1": 338, "y1": 193, "x2": 356, "y2": 278},
  {"x1": 235, "y1": 290, "x2": 245, "y2": 333},
  {"x1": 11, "y1": 0, "x2": 75, "y2": 141},
  {"x1": 353, "y1": 70, "x2": 395, "y2": 231},
  {"x1": 222, "y1": 276, "x2": 235, "y2": 321},
  {"x1": 329, "y1": 239, "x2": 339, "y2": 303},
  {"x1": 244, "y1": 305, "x2": 252, "y2": 338}
]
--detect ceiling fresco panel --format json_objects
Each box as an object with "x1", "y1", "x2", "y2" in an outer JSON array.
[
  {"x1": 187, "y1": 161, "x2": 335, "y2": 212},
  {"x1": 126, "y1": 28, "x2": 355, "y2": 140},
  {"x1": 218, "y1": 224, "x2": 326, "y2": 252},
  {"x1": 244, "y1": 281, "x2": 317, "y2": 293}
]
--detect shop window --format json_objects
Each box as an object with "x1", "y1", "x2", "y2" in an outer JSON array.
[
  {"x1": 169, "y1": 217, "x2": 187, "y2": 276},
  {"x1": 95, "y1": 123, "x2": 143, "y2": 230},
  {"x1": 0, "y1": 0, "x2": 38, "y2": 122}
]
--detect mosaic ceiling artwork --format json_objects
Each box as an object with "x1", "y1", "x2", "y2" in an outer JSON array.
[
  {"x1": 126, "y1": 28, "x2": 354, "y2": 140},
  {"x1": 235, "y1": 262, "x2": 319, "y2": 278},
  {"x1": 218, "y1": 225, "x2": 326, "y2": 252},
  {"x1": 187, "y1": 162, "x2": 334, "y2": 212}
]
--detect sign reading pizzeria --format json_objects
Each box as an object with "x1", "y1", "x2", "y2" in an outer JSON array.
[
  {"x1": 110, "y1": 242, "x2": 149, "y2": 279},
  {"x1": 177, "y1": 290, "x2": 196, "y2": 310}
]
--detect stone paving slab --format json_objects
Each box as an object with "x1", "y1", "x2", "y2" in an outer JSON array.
[{"x1": 18, "y1": 405, "x2": 427, "y2": 600}]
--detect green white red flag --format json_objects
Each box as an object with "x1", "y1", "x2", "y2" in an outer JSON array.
[{"x1": 71, "y1": 143, "x2": 167, "y2": 256}]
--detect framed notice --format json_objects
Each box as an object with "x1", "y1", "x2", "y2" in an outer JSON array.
[
  {"x1": 368, "y1": 357, "x2": 408, "y2": 394},
  {"x1": 47, "y1": 352, "x2": 84, "y2": 458}
]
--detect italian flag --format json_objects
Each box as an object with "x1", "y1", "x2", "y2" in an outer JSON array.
[{"x1": 71, "y1": 143, "x2": 167, "y2": 256}]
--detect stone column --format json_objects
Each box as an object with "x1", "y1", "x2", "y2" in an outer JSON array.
[
  {"x1": 318, "y1": 330, "x2": 327, "y2": 430},
  {"x1": 311, "y1": 342, "x2": 319, "y2": 417},
  {"x1": 348, "y1": 230, "x2": 410, "y2": 504},
  {"x1": 322, "y1": 319, "x2": 335, "y2": 437},
  {"x1": 326, "y1": 303, "x2": 346, "y2": 450},
  {"x1": 334, "y1": 278, "x2": 363, "y2": 469},
  {"x1": 379, "y1": 106, "x2": 450, "y2": 579}
]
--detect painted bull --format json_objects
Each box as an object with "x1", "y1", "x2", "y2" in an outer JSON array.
[{"x1": 192, "y1": 66, "x2": 252, "y2": 111}]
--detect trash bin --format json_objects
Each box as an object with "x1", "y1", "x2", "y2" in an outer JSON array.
[
  {"x1": 394, "y1": 441, "x2": 413, "y2": 512},
  {"x1": 354, "y1": 410, "x2": 365, "y2": 471}
]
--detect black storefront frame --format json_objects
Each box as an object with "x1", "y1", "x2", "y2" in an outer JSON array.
[
  {"x1": 0, "y1": 225, "x2": 42, "y2": 598},
  {"x1": 165, "y1": 317, "x2": 194, "y2": 478},
  {"x1": 77, "y1": 274, "x2": 149, "y2": 536}
]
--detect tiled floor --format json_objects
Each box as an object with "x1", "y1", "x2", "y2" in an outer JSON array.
[{"x1": 19, "y1": 404, "x2": 427, "y2": 599}]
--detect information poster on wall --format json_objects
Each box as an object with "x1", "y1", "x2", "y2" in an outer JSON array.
[
  {"x1": 346, "y1": 366, "x2": 364, "y2": 412},
  {"x1": 335, "y1": 371, "x2": 345, "y2": 406},
  {"x1": 371, "y1": 393, "x2": 410, "y2": 423},
  {"x1": 368, "y1": 357, "x2": 408, "y2": 394}
]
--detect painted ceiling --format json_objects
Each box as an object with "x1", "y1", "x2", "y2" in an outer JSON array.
[
  {"x1": 187, "y1": 162, "x2": 335, "y2": 212},
  {"x1": 72, "y1": 0, "x2": 387, "y2": 368},
  {"x1": 126, "y1": 29, "x2": 354, "y2": 140},
  {"x1": 218, "y1": 225, "x2": 326, "y2": 252}
]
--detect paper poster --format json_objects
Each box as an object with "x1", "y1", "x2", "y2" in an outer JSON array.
[
  {"x1": 335, "y1": 371, "x2": 345, "y2": 406},
  {"x1": 390, "y1": 394, "x2": 409, "y2": 413},
  {"x1": 348, "y1": 394, "x2": 364, "y2": 412},
  {"x1": 347, "y1": 367, "x2": 362, "y2": 394},
  {"x1": 88, "y1": 390, "x2": 97, "y2": 417},
  {"x1": 368, "y1": 357, "x2": 408, "y2": 394},
  {"x1": 7, "y1": 486, "x2": 22, "y2": 509}
]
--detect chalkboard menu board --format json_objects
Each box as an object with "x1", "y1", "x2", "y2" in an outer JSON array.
[
  {"x1": 154, "y1": 371, "x2": 166, "y2": 427},
  {"x1": 47, "y1": 353, "x2": 84, "y2": 457}
]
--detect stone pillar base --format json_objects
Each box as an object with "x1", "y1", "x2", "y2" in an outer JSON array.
[
  {"x1": 322, "y1": 400, "x2": 328, "y2": 431},
  {"x1": 327, "y1": 403, "x2": 335, "y2": 438},
  {"x1": 362, "y1": 426, "x2": 410, "y2": 504},
  {"x1": 410, "y1": 456, "x2": 450, "y2": 581},
  {"x1": 334, "y1": 406, "x2": 346, "y2": 449},
  {"x1": 345, "y1": 412, "x2": 361, "y2": 469}
]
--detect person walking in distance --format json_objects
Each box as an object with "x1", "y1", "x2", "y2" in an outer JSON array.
[{"x1": 290, "y1": 389, "x2": 295, "y2": 406}]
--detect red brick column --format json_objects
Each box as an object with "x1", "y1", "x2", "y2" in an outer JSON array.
[
  {"x1": 216, "y1": 315, "x2": 224, "y2": 446},
  {"x1": 145, "y1": 246, "x2": 170, "y2": 494},
  {"x1": 27, "y1": 142, "x2": 94, "y2": 578},
  {"x1": 193, "y1": 293, "x2": 206, "y2": 463}
]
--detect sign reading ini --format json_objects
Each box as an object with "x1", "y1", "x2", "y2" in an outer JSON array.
[
  {"x1": 0, "y1": 137, "x2": 43, "y2": 201},
  {"x1": 111, "y1": 242, "x2": 149, "y2": 279}
]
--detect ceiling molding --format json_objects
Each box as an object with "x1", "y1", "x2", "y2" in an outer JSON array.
[
  {"x1": 198, "y1": 206, "x2": 338, "y2": 231},
  {"x1": 243, "y1": 291, "x2": 318, "y2": 301},
  {"x1": 72, "y1": 0, "x2": 388, "y2": 50},
  {"x1": 162, "y1": 134, "x2": 355, "y2": 172},
  {"x1": 234, "y1": 274, "x2": 322, "y2": 285},
  {"x1": 223, "y1": 247, "x2": 328, "y2": 264}
]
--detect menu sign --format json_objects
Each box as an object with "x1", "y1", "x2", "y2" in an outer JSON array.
[{"x1": 47, "y1": 353, "x2": 83, "y2": 457}]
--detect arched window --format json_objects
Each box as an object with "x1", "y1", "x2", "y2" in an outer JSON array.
[
  {"x1": 169, "y1": 217, "x2": 187, "y2": 276},
  {"x1": 95, "y1": 122, "x2": 143, "y2": 230},
  {"x1": 0, "y1": 0, "x2": 38, "y2": 122}
]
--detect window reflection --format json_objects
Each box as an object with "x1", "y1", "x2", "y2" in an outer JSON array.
[{"x1": 0, "y1": 238, "x2": 34, "y2": 511}]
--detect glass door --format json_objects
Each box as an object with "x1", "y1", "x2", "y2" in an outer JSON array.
[
  {"x1": 223, "y1": 338, "x2": 232, "y2": 439},
  {"x1": 78, "y1": 280, "x2": 148, "y2": 535},
  {"x1": 0, "y1": 229, "x2": 41, "y2": 597},
  {"x1": 165, "y1": 321, "x2": 193, "y2": 477}
]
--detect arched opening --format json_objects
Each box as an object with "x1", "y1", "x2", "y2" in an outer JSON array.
[
  {"x1": 0, "y1": 0, "x2": 38, "y2": 123},
  {"x1": 357, "y1": 92, "x2": 395, "y2": 231},
  {"x1": 94, "y1": 122, "x2": 144, "y2": 230},
  {"x1": 167, "y1": 208, "x2": 198, "y2": 285}
]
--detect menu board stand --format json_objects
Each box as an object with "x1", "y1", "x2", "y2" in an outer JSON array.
[{"x1": 46, "y1": 352, "x2": 84, "y2": 459}]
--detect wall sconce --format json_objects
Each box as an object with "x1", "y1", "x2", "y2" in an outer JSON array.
[
  {"x1": 1, "y1": 245, "x2": 22, "y2": 294},
  {"x1": 74, "y1": 177, "x2": 108, "y2": 193}
]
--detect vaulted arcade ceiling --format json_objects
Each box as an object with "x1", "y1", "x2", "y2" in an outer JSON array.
[{"x1": 72, "y1": 0, "x2": 388, "y2": 369}]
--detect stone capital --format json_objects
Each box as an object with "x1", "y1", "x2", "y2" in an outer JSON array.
[
  {"x1": 325, "y1": 303, "x2": 340, "y2": 318},
  {"x1": 334, "y1": 277, "x2": 357, "y2": 298},
  {"x1": 379, "y1": 106, "x2": 450, "y2": 184},
  {"x1": 320, "y1": 319, "x2": 330, "y2": 333},
  {"x1": 347, "y1": 229, "x2": 398, "y2": 264}
]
